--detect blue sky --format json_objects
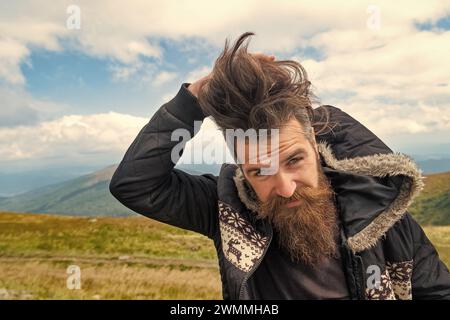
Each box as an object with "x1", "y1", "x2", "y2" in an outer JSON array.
[
  {"x1": 22, "y1": 39, "x2": 325, "y2": 120},
  {"x1": 21, "y1": 37, "x2": 218, "y2": 119},
  {"x1": 1, "y1": 0, "x2": 449, "y2": 176}
]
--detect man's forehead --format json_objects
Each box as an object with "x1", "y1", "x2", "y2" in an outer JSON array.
[
  {"x1": 229, "y1": 117, "x2": 312, "y2": 165},
  {"x1": 236, "y1": 129, "x2": 311, "y2": 165}
]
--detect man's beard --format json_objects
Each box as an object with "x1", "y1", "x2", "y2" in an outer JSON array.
[{"x1": 256, "y1": 166, "x2": 338, "y2": 267}]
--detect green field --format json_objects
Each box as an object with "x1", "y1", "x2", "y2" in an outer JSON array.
[
  {"x1": 0, "y1": 211, "x2": 449, "y2": 299},
  {"x1": 0, "y1": 212, "x2": 221, "y2": 299}
]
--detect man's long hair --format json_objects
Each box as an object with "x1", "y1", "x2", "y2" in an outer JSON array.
[{"x1": 197, "y1": 31, "x2": 330, "y2": 138}]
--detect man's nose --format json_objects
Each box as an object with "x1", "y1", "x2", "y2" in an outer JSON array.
[{"x1": 274, "y1": 173, "x2": 296, "y2": 198}]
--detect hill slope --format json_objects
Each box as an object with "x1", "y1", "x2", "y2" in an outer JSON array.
[
  {"x1": 0, "y1": 163, "x2": 448, "y2": 224},
  {"x1": 0, "y1": 165, "x2": 136, "y2": 217},
  {"x1": 410, "y1": 171, "x2": 450, "y2": 225},
  {"x1": 0, "y1": 164, "x2": 209, "y2": 217}
]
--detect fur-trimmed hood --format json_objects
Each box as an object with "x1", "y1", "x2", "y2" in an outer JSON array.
[{"x1": 232, "y1": 141, "x2": 424, "y2": 253}]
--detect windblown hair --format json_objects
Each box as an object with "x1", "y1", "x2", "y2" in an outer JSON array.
[{"x1": 198, "y1": 32, "x2": 329, "y2": 141}]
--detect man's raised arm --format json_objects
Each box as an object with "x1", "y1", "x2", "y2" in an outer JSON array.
[{"x1": 109, "y1": 82, "x2": 219, "y2": 239}]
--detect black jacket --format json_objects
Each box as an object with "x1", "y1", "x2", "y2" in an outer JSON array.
[{"x1": 110, "y1": 83, "x2": 450, "y2": 300}]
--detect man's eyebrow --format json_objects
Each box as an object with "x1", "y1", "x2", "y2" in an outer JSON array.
[
  {"x1": 282, "y1": 148, "x2": 307, "y2": 163},
  {"x1": 245, "y1": 166, "x2": 261, "y2": 174},
  {"x1": 244, "y1": 147, "x2": 308, "y2": 174}
]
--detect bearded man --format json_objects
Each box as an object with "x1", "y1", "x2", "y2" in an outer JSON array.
[{"x1": 110, "y1": 32, "x2": 450, "y2": 300}]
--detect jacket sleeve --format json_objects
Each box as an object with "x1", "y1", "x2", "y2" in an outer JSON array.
[
  {"x1": 109, "y1": 83, "x2": 219, "y2": 239},
  {"x1": 406, "y1": 214, "x2": 450, "y2": 299},
  {"x1": 387, "y1": 213, "x2": 450, "y2": 299}
]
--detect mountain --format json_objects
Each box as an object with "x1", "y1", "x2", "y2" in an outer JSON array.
[
  {"x1": 1, "y1": 163, "x2": 448, "y2": 224},
  {"x1": 0, "y1": 163, "x2": 222, "y2": 197},
  {"x1": 0, "y1": 165, "x2": 102, "y2": 197},
  {"x1": 0, "y1": 164, "x2": 135, "y2": 217},
  {"x1": 409, "y1": 171, "x2": 450, "y2": 225},
  {"x1": 0, "y1": 164, "x2": 212, "y2": 217},
  {"x1": 416, "y1": 158, "x2": 450, "y2": 174}
]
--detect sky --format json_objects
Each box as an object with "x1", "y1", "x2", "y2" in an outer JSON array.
[{"x1": 1, "y1": 0, "x2": 450, "y2": 175}]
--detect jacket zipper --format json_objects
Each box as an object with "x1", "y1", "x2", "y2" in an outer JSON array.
[{"x1": 354, "y1": 254, "x2": 366, "y2": 300}]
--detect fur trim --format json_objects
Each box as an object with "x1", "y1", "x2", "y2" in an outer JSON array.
[
  {"x1": 233, "y1": 169, "x2": 260, "y2": 213},
  {"x1": 233, "y1": 142, "x2": 424, "y2": 253}
]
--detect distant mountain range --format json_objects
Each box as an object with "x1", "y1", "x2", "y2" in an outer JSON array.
[
  {"x1": 0, "y1": 155, "x2": 447, "y2": 197},
  {"x1": 0, "y1": 165, "x2": 106, "y2": 197},
  {"x1": 0, "y1": 165, "x2": 134, "y2": 217},
  {"x1": 0, "y1": 163, "x2": 449, "y2": 225},
  {"x1": 0, "y1": 164, "x2": 218, "y2": 217},
  {"x1": 0, "y1": 163, "x2": 222, "y2": 197},
  {"x1": 417, "y1": 158, "x2": 450, "y2": 174}
]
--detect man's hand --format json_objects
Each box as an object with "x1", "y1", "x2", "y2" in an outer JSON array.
[
  {"x1": 187, "y1": 74, "x2": 211, "y2": 99},
  {"x1": 187, "y1": 52, "x2": 276, "y2": 98}
]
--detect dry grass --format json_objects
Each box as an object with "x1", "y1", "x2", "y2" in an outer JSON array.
[
  {"x1": 423, "y1": 226, "x2": 450, "y2": 267},
  {"x1": 0, "y1": 212, "x2": 449, "y2": 300},
  {"x1": 0, "y1": 256, "x2": 221, "y2": 299},
  {"x1": 0, "y1": 211, "x2": 222, "y2": 299}
]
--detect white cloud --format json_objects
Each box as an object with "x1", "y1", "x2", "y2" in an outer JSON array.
[
  {"x1": 1, "y1": 0, "x2": 449, "y2": 84},
  {"x1": 0, "y1": 87, "x2": 68, "y2": 127},
  {"x1": 0, "y1": 13, "x2": 68, "y2": 85},
  {"x1": 0, "y1": 112, "x2": 148, "y2": 161},
  {"x1": 152, "y1": 71, "x2": 178, "y2": 86},
  {"x1": 1, "y1": 0, "x2": 450, "y2": 157},
  {"x1": 109, "y1": 61, "x2": 158, "y2": 82},
  {"x1": 0, "y1": 39, "x2": 30, "y2": 85},
  {"x1": 186, "y1": 65, "x2": 212, "y2": 84},
  {"x1": 303, "y1": 30, "x2": 450, "y2": 101},
  {"x1": 297, "y1": 27, "x2": 450, "y2": 142},
  {"x1": 333, "y1": 99, "x2": 450, "y2": 139},
  {"x1": 0, "y1": 109, "x2": 233, "y2": 167}
]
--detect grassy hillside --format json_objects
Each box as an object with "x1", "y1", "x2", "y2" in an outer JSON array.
[
  {"x1": 410, "y1": 171, "x2": 450, "y2": 225},
  {"x1": 0, "y1": 212, "x2": 221, "y2": 299},
  {"x1": 1, "y1": 211, "x2": 450, "y2": 299}
]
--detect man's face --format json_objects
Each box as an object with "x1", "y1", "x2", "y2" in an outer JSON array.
[
  {"x1": 240, "y1": 118, "x2": 338, "y2": 266},
  {"x1": 241, "y1": 117, "x2": 320, "y2": 205}
]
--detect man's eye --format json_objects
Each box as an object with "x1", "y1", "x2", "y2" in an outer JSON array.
[
  {"x1": 254, "y1": 169, "x2": 269, "y2": 177},
  {"x1": 288, "y1": 157, "x2": 303, "y2": 166}
]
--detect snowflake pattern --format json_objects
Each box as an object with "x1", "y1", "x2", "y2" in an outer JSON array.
[
  {"x1": 218, "y1": 201, "x2": 268, "y2": 249},
  {"x1": 218, "y1": 201, "x2": 269, "y2": 272},
  {"x1": 366, "y1": 261, "x2": 413, "y2": 300}
]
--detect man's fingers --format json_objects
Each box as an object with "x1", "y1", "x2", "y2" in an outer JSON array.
[{"x1": 251, "y1": 52, "x2": 276, "y2": 61}]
